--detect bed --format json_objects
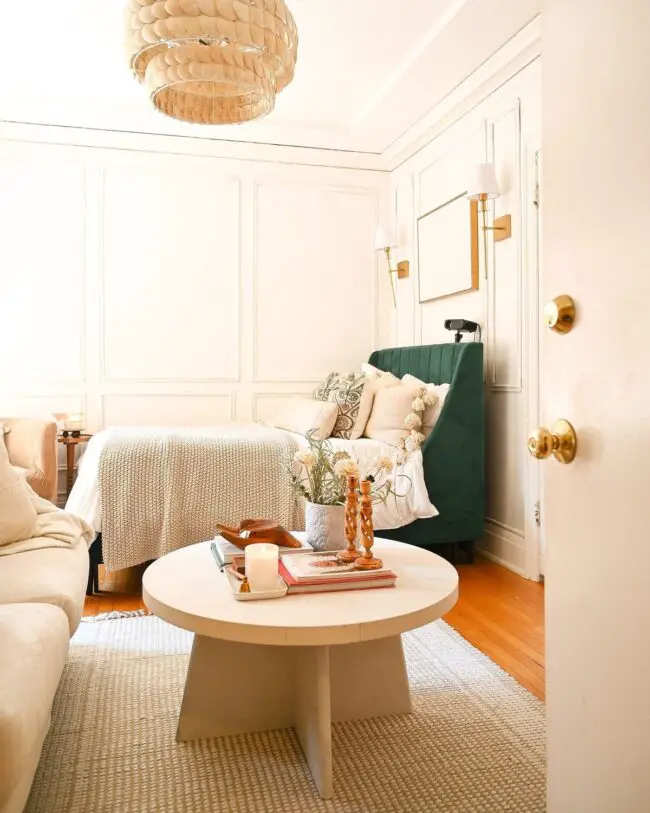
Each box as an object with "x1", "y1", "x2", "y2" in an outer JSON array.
[
  {"x1": 70, "y1": 341, "x2": 484, "y2": 591},
  {"x1": 370, "y1": 342, "x2": 485, "y2": 558}
]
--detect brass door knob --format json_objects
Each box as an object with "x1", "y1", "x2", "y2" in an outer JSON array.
[
  {"x1": 544, "y1": 295, "x2": 576, "y2": 334},
  {"x1": 528, "y1": 419, "x2": 577, "y2": 464}
]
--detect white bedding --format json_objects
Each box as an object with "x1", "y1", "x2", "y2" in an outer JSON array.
[{"x1": 66, "y1": 425, "x2": 438, "y2": 536}]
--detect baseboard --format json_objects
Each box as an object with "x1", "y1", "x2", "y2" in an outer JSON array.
[{"x1": 478, "y1": 518, "x2": 526, "y2": 577}]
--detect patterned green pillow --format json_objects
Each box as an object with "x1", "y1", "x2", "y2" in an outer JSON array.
[{"x1": 313, "y1": 373, "x2": 373, "y2": 440}]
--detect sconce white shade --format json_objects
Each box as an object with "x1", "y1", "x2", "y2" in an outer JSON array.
[
  {"x1": 374, "y1": 226, "x2": 398, "y2": 251},
  {"x1": 466, "y1": 164, "x2": 500, "y2": 200}
]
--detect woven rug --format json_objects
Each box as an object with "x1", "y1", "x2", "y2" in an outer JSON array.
[{"x1": 26, "y1": 614, "x2": 545, "y2": 813}]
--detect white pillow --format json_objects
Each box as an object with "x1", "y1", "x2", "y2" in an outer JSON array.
[
  {"x1": 271, "y1": 398, "x2": 339, "y2": 440},
  {"x1": 402, "y1": 374, "x2": 450, "y2": 436},
  {"x1": 363, "y1": 384, "x2": 416, "y2": 444},
  {"x1": 0, "y1": 439, "x2": 37, "y2": 547},
  {"x1": 361, "y1": 363, "x2": 402, "y2": 390}
]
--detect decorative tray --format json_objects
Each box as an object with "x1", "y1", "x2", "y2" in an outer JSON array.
[{"x1": 225, "y1": 568, "x2": 288, "y2": 602}]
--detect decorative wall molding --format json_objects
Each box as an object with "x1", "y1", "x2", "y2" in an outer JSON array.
[
  {"x1": 0, "y1": 138, "x2": 388, "y2": 432},
  {"x1": 488, "y1": 98, "x2": 523, "y2": 393},
  {"x1": 251, "y1": 391, "x2": 313, "y2": 423},
  {"x1": 385, "y1": 17, "x2": 541, "y2": 170},
  {"x1": 251, "y1": 179, "x2": 381, "y2": 385},
  {"x1": 99, "y1": 392, "x2": 237, "y2": 427}
]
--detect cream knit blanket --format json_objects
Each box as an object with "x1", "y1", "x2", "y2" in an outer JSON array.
[{"x1": 98, "y1": 427, "x2": 300, "y2": 572}]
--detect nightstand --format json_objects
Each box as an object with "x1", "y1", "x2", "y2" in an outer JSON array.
[{"x1": 58, "y1": 433, "x2": 92, "y2": 498}]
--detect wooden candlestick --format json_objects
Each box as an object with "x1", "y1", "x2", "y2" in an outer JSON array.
[
  {"x1": 355, "y1": 480, "x2": 383, "y2": 571},
  {"x1": 338, "y1": 475, "x2": 363, "y2": 564}
]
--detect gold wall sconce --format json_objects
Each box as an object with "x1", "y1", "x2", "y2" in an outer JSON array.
[
  {"x1": 374, "y1": 226, "x2": 410, "y2": 307},
  {"x1": 466, "y1": 164, "x2": 512, "y2": 277}
]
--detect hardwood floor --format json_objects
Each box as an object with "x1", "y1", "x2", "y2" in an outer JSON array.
[{"x1": 83, "y1": 554, "x2": 545, "y2": 701}]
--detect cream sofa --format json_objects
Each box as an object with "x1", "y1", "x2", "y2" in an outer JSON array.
[
  {"x1": 0, "y1": 418, "x2": 58, "y2": 504},
  {"x1": 0, "y1": 438, "x2": 90, "y2": 813}
]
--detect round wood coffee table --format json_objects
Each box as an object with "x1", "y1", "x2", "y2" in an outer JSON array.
[{"x1": 143, "y1": 537, "x2": 458, "y2": 800}]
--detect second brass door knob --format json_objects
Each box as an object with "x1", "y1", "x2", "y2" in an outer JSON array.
[{"x1": 528, "y1": 419, "x2": 577, "y2": 464}]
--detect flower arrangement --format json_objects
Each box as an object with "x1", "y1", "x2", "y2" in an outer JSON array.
[{"x1": 290, "y1": 432, "x2": 408, "y2": 507}]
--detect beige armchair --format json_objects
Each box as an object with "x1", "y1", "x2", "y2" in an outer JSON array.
[{"x1": 0, "y1": 418, "x2": 58, "y2": 504}]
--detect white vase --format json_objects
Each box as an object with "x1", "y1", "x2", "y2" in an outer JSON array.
[{"x1": 305, "y1": 503, "x2": 346, "y2": 552}]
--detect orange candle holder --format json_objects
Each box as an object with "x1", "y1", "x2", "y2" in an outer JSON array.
[
  {"x1": 338, "y1": 475, "x2": 363, "y2": 564},
  {"x1": 355, "y1": 479, "x2": 383, "y2": 571}
]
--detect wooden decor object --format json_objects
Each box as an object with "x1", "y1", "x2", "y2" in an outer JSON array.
[
  {"x1": 125, "y1": 0, "x2": 298, "y2": 126},
  {"x1": 338, "y1": 475, "x2": 362, "y2": 564},
  {"x1": 355, "y1": 480, "x2": 384, "y2": 571}
]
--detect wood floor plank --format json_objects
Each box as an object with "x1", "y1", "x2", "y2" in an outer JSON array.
[{"x1": 83, "y1": 554, "x2": 545, "y2": 700}]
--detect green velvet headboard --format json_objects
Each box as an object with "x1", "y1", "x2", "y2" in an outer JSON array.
[{"x1": 369, "y1": 342, "x2": 485, "y2": 550}]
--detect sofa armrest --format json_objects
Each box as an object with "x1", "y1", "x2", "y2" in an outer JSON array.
[{"x1": 1, "y1": 418, "x2": 58, "y2": 503}]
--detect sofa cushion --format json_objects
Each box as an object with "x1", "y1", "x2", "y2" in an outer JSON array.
[
  {"x1": 0, "y1": 603, "x2": 69, "y2": 813},
  {"x1": 0, "y1": 539, "x2": 89, "y2": 635},
  {"x1": 0, "y1": 440, "x2": 37, "y2": 548}
]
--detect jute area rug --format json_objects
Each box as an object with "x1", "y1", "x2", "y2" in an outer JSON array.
[{"x1": 27, "y1": 614, "x2": 545, "y2": 813}]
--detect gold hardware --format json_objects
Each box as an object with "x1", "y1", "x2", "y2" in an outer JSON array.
[
  {"x1": 528, "y1": 419, "x2": 577, "y2": 465},
  {"x1": 544, "y1": 295, "x2": 576, "y2": 334},
  {"x1": 477, "y1": 195, "x2": 512, "y2": 244},
  {"x1": 397, "y1": 260, "x2": 410, "y2": 279},
  {"x1": 491, "y1": 214, "x2": 512, "y2": 242},
  {"x1": 239, "y1": 576, "x2": 251, "y2": 594}
]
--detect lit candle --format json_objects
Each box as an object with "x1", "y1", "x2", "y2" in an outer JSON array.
[{"x1": 245, "y1": 544, "x2": 279, "y2": 592}]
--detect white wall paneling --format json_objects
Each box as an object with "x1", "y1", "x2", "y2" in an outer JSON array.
[
  {"x1": 0, "y1": 127, "x2": 390, "y2": 433},
  {"x1": 388, "y1": 57, "x2": 541, "y2": 576},
  {"x1": 488, "y1": 99, "x2": 523, "y2": 392},
  {"x1": 0, "y1": 156, "x2": 86, "y2": 385},
  {"x1": 253, "y1": 182, "x2": 379, "y2": 383},
  {"x1": 100, "y1": 394, "x2": 236, "y2": 427},
  {"x1": 100, "y1": 161, "x2": 241, "y2": 384}
]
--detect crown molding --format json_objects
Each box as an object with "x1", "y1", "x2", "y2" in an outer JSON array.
[{"x1": 384, "y1": 16, "x2": 541, "y2": 172}]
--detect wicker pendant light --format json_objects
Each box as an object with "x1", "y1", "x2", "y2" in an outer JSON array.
[{"x1": 125, "y1": 0, "x2": 298, "y2": 125}]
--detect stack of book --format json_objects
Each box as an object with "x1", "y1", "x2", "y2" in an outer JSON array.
[
  {"x1": 211, "y1": 533, "x2": 313, "y2": 569},
  {"x1": 279, "y1": 552, "x2": 397, "y2": 594}
]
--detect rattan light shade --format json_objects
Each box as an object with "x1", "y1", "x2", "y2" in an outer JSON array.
[{"x1": 125, "y1": 0, "x2": 298, "y2": 125}]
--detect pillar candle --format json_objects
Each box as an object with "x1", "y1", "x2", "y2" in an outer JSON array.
[{"x1": 244, "y1": 543, "x2": 279, "y2": 592}]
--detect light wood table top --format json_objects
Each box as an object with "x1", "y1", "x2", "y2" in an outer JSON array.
[{"x1": 143, "y1": 536, "x2": 459, "y2": 647}]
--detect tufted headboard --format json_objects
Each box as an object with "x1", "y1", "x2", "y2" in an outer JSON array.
[{"x1": 368, "y1": 342, "x2": 485, "y2": 550}]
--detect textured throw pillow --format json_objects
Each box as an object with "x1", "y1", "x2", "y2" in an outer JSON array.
[
  {"x1": 312, "y1": 372, "x2": 340, "y2": 402},
  {"x1": 402, "y1": 374, "x2": 450, "y2": 437},
  {"x1": 363, "y1": 384, "x2": 418, "y2": 444},
  {"x1": 313, "y1": 373, "x2": 374, "y2": 440},
  {"x1": 271, "y1": 398, "x2": 339, "y2": 440},
  {"x1": 0, "y1": 437, "x2": 37, "y2": 547},
  {"x1": 360, "y1": 363, "x2": 402, "y2": 390}
]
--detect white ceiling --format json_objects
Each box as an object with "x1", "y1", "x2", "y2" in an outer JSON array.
[{"x1": 0, "y1": 0, "x2": 540, "y2": 153}]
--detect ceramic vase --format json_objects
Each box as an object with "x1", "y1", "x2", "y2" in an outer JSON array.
[{"x1": 304, "y1": 502, "x2": 346, "y2": 552}]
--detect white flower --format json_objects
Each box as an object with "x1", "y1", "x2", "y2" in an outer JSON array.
[
  {"x1": 334, "y1": 458, "x2": 360, "y2": 478},
  {"x1": 412, "y1": 396, "x2": 425, "y2": 413},
  {"x1": 405, "y1": 412, "x2": 422, "y2": 430},
  {"x1": 405, "y1": 435, "x2": 417, "y2": 452},
  {"x1": 423, "y1": 391, "x2": 438, "y2": 407},
  {"x1": 410, "y1": 430, "x2": 426, "y2": 446},
  {"x1": 416, "y1": 386, "x2": 427, "y2": 398},
  {"x1": 377, "y1": 455, "x2": 395, "y2": 473},
  {"x1": 294, "y1": 450, "x2": 316, "y2": 469}
]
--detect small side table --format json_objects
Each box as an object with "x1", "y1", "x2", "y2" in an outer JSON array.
[{"x1": 58, "y1": 434, "x2": 92, "y2": 498}]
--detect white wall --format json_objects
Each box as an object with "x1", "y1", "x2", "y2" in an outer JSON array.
[
  {"x1": 388, "y1": 53, "x2": 541, "y2": 575},
  {"x1": 0, "y1": 126, "x2": 391, "y2": 493}
]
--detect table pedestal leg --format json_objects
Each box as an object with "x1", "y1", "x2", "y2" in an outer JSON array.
[{"x1": 176, "y1": 634, "x2": 412, "y2": 800}]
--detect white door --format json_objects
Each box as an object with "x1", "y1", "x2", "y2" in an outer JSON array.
[{"x1": 543, "y1": 1, "x2": 650, "y2": 810}]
